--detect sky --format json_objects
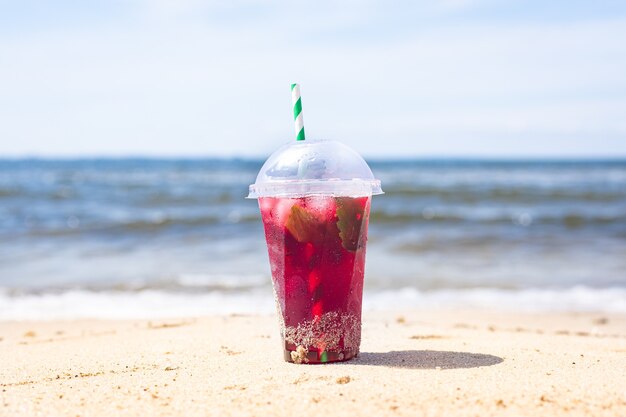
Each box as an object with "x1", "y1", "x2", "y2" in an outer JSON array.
[{"x1": 0, "y1": 0, "x2": 625, "y2": 158}]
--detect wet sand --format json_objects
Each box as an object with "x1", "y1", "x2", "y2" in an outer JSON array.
[{"x1": 1, "y1": 309, "x2": 625, "y2": 416}]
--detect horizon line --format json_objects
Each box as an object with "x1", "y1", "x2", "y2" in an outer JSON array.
[{"x1": 1, "y1": 154, "x2": 626, "y2": 162}]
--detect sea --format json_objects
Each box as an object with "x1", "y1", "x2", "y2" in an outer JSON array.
[{"x1": 0, "y1": 158, "x2": 625, "y2": 319}]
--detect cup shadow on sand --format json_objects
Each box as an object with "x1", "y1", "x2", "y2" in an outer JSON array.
[{"x1": 353, "y1": 350, "x2": 503, "y2": 369}]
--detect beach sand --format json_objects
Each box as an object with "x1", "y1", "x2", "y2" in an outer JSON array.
[{"x1": 1, "y1": 309, "x2": 624, "y2": 416}]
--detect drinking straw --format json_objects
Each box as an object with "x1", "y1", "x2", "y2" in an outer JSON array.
[
  {"x1": 291, "y1": 83, "x2": 326, "y2": 361},
  {"x1": 291, "y1": 83, "x2": 306, "y2": 141}
]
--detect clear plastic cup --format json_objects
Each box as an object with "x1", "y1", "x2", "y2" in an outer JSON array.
[{"x1": 249, "y1": 139, "x2": 382, "y2": 364}]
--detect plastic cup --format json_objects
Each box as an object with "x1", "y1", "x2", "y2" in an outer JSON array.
[{"x1": 248, "y1": 139, "x2": 382, "y2": 364}]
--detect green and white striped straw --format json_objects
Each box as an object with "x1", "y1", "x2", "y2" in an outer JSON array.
[{"x1": 291, "y1": 83, "x2": 305, "y2": 141}]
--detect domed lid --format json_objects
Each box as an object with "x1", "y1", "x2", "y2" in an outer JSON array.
[{"x1": 248, "y1": 139, "x2": 383, "y2": 198}]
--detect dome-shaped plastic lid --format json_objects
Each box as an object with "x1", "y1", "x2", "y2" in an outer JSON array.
[{"x1": 248, "y1": 139, "x2": 383, "y2": 198}]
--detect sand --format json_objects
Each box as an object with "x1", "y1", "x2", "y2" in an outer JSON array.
[{"x1": 1, "y1": 309, "x2": 625, "y2": 416}]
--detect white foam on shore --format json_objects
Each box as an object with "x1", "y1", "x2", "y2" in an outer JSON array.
[
  {"x1": 363, "y1": 286, "x2": 626, "y2": 314},
  {"x1": 0, "y1": 286, "x2": 624, "y2": 320}
]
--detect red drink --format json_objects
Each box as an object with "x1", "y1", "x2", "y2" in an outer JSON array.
[
  {"x1": 249, "y1": 138, "x2": 382, "y2": 363},
  {"x1": 259, "y1": 195, "x2": 371, "y2": 363}
]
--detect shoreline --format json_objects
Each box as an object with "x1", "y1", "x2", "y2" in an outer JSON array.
[
  {"x1": 2, "y1": 286, "x2": 625, "y2": 321},
  {"x1": 1, "y1": 309, "x2": 625, "y2": 416}
]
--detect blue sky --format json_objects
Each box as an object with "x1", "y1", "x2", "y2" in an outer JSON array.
[{"x1": 1, "y1": 0, "x2": 625, "y2": 158}]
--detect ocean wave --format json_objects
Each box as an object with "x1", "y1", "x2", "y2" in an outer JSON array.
[
  {"x1": 2, "y1": 274, "x2": 269, "y2": 295},
  {"x1": 0, "y1": 289, "x2": 276, "y2": 320},
  {"x1": 138, "y1": 191, "x2": 239, "y2": 206},
  {"x1": 21, "y1": 213, "x2": 260, "y2": 237},
  {"x1": 369, "y1": 210, "x2": 626, "y2": 227},
  {"x1": 12, "y1": 210, "x2": 626, "y2": 237},
  {"x1": 10, "y1": 210, "x2": 625, "y2": 239},
  {"x1": 364, "y1": 286, "x2": 626, "y2": 313},
  {"x1": 382, "y1": 186, "x2": 626, "y2": 203},
  {"x1": 0, "y1": 286, "x2": 623, "y2": 320},
  {"x1": 5, "y1": 186, "x2": 623, "y2": 204}
]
